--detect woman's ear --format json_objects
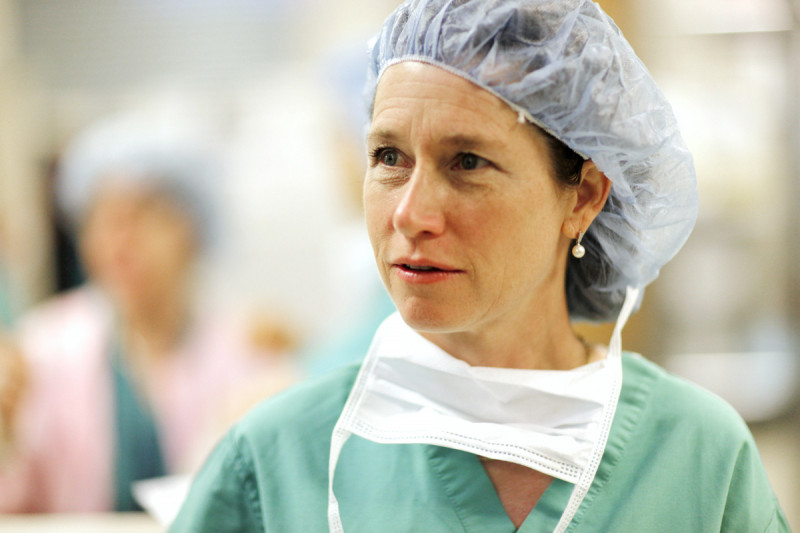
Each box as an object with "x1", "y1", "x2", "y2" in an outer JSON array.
[{"x1": 562, "y1": 161, "x2": 612, "y2": 238}]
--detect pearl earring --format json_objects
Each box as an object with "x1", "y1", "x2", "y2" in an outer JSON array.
[{"x1": 572, "y1": 231, "x2": 585, "y2": 259}]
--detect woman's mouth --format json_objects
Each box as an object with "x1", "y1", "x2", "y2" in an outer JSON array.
[
  {"x1": 393, "y1": 261, "x2": 460, "y2": 284},
  {"x1": 402, "y1": 264, "x2": 443, "y2": 272}
]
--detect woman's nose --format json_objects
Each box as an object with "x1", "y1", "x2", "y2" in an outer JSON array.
[{"x1": 392, "y1": 169, "x2": 446, "y2": 239}]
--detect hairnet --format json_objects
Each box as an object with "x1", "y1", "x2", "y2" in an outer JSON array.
[
  {"x1": 56, "y1": 114, "x2": 219, "y2": 248},
  {"x1": 366, "y1": 0, "x2": 698, "y2": 322}
]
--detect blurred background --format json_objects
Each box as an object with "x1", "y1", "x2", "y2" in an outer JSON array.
[{"x1": 0, "y1": 0, "x2": 797, "y2": 527}]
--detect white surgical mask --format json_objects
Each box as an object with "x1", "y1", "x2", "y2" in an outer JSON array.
[{"x1": 328, "y1": 287, "x2": 640, "y2": 533}]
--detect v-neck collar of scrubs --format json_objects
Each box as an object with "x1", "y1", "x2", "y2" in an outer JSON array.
[
  {"x1": 421, "y1": 353, "x2": 655, "y2": 532},
  {"x1": 426, "y1": 445, "x2": 573, "y2": 533}
]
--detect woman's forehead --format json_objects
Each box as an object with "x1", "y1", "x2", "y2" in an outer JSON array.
[
  {"x1": 370, "y1": 62, "x2": 553, "y2": 160},
  {"x1": 376, "y1": 61, "x2": 511, "y2": 111},
  {"x1": 371, "y1": 61, "x2": 527, "y2": 142}
]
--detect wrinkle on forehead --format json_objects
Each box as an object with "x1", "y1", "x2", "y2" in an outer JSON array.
[
  {"x1": 369, "y1": 62, "x2": 552, "y2": 170},
  {"x1": 369, "y1": 62, "x2": 531, "y2": 151}
]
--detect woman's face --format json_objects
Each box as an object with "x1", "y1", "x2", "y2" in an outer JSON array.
[
  {"x1": 364, "y1": 62, "x2": 575, "y2": 337},
  {"x1": 80, "y1": 180, "x2": 197, "y2": 313}
]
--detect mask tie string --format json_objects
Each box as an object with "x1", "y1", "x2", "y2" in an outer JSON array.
[{"x1": 553, "y1": 285, "x2": 640, "y2": 533}]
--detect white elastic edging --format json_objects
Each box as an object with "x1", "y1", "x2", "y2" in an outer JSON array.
[{"x1": 553, "y1": 285, "x2": 640, "y2": 533}]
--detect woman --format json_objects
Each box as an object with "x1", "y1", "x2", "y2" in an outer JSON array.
[
  {"x1": 171, "y1": 1, "x2": 787, "y2": 531},
  {"x1": 0, "y1": 114, "x2": 297, "y2": 512}
]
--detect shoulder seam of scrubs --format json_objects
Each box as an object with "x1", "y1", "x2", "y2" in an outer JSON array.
[
  {"x1": 230, "y1": 431, "x2": 265, "y2": 529},
  {"x1": 763, "y1": 503, "x2": 789, "y2": 532}
]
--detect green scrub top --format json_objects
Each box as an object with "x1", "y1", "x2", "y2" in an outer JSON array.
[
  {"x1": 171, "y1": 353, "x2": 789, "y2": 532},
  {"x1": 111, "y1": 338, "x2": 166, "y2": 511}
]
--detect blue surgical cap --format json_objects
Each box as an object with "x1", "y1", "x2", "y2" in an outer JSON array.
[
  {"x1": 366, "y1": 0, "x2": 698, "y2": 322},
  {"x1": 57, "y1": 114, "x2": 219, "y2": 249}
]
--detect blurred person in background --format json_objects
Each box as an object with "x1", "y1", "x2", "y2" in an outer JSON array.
[{"x1": 0, "y1": 113, "x2": 298, "y2": 513}]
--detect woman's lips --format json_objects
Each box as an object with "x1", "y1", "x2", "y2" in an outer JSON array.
[{"x1": 391, "y1": 261, "x2": 462, "y2": 284}]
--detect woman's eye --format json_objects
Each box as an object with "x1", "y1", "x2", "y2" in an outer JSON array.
[
  {"x1": 455, "y1": 153, "x2": 487, "y2": 171},
  {"x1": 371, "y1": 147, "x2": 402, "y2": 167},
  {"x1": 381, "y1": 150, "x2": 399, "y2": 166}
]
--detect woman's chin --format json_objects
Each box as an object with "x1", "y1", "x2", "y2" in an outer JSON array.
[{"x1": 396, "y1": 305, "x2": 466, "y2": 335}]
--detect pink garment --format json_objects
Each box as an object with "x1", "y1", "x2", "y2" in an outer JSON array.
[{"x1": 0, "y1": 286, "x2": 297, "y2": 512}]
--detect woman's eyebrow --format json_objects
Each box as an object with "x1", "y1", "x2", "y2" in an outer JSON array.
[{"x1": 366, "y1": 129, "x2": 400, "y2": 145}]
